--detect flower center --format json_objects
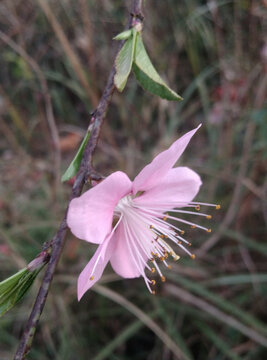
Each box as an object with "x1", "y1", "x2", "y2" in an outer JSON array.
[
  {"x1": 115, "y1": 195, "x2": 133, "y2": 214},
  {"x1": 114, "y1": 194, "x2": 219, "y2": 294}
]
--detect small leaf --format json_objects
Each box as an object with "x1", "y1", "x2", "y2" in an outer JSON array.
[
  {"x1": 133, "y1": 33, "x2": 182, "y2": 101},
  {"x1": 113, "y1": 29, "x2": 133, "y2": 41},
  {"x1": 61, "y1": 131, "x2": 91, "y2": 182},
  {"x1": 0, "y1": 268, "x2": 41, "y2": 317},
  {"x1": 114, "y1": 29, "x2": 137, "y2": 92}
]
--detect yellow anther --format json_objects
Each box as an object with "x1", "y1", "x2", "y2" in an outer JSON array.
[
  {"x1": 90, "y1": 276, "x2": 94, "y2": 281},
  {"x1": 216, "y1": 204, "x2": 221, "y2": 210},
  {"x1": 161, "y1": 276, "x2": 166, "y2": 282},
  {"x1": 206, "y1": 229, "x2": 212, "y2": 233},
  {"x1": 163, "y1": 216, "x2": 168, "y2": 221},
  {"x1": 151, "y1": 280, "x2": 156, "y2": 286},
  {"x1": 191, "y1": 254, "x2": 196, "y2": 260},
  {"x1": 151, "y1": 267, "x2": 156, "y2": 273},
  {"x1": 180, "y1": 230, "x2": 185, "y2": 235},
  {"x1": 160, "y1": 256, "x2": 164, "y2": 262},
  {"x1": 188, "y1": 242, "x2": 192, "y2": 247},
  {"x1": 168, "y1": 265, "x2": 172, "y2": 269},
  {"x1": 160, "y1": 234, "x2": 164, "y2": 239},
  {"x1": 152, "y1": 290, "x2": 156, "y2": 295},
  {"x1": 195, "y1": 205, "x2": 200, "y2": 211},
  {"x1": 191, "y1": 225, "x2": 196, "y2": 229},
  {"x1": 174, "y1": 255, "x2": 180, "y2": 261},
  {"x1": 164, "y1": 235, "x2": 168, "y2": 239},
  {"x1": 149, "y1": 225, "x2": 153, "y2": 229},
  {"x1": 206, "y1": 215, "x2": 212, "y2": 219},
  {"x1": 178, "y1": 241, "x2": 182, "y2": 245}
]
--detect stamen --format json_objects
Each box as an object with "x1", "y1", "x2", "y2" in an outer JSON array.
[{"x1": 152, "y1": 260, "x2": 163, "y2": 278}]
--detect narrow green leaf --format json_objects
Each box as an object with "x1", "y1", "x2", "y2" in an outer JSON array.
[
  {"x1": 113, "y1": 29, "x2": 133, "y2": 41},
  {"x1": 114, "y1": 29, "x2": 137, "y2": 92},
  {"x1": 0, "y1": 268, "x2": 28, "y2": 298},
  {"x1": 133, "y1": 33, "x2": 182, "y2": 101},
  {"x1": 61, "y1": 131, "x2": 91, "y2": 182},
  {"x1": 0, "y1": 268, "x2": 41, "y2": 317}
]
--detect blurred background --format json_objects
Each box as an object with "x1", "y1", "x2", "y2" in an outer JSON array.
[{"x1": 0, "y1": 0, "x2": 267, "y2": 359}]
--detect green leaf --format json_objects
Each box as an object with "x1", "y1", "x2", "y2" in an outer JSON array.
[
  {"x1": 0, "y1": 268, "x2": 41, "y2": 317},
  {"x1": 113, "y1": 29, "x2": 133, "y2": 41},
  {"x1": 114, "y1": 29, "x2": 137, "y2": 92},
  {"x1": 61, "y1": 131, "x2": 91, "y2": 182},
  {"x1": 133, "y1": 33, "x2": 182, "y2": 101}
]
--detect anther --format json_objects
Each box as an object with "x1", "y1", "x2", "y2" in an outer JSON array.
[
  {"x1": 164, "y1": 235, "x2": 168, "y2": 239},
  {"x1": 174, "y1": 255, "x2": 180, "y2": 261},
  {"x1": 191, "y1": 254, "x2": 196, "y2": 259},
  {"x1": 168, "y1": 265, "x2": 172, "y2": 269},
  {"x1": 150, "y1": 225, "x2": 153, "y2": 229},
  {"x1": 195, "y1": 205, "x2": 200, "y2": 211},
  {"x1": 160, "y1": 257, "x2": 164, "y2": 262},
  {"x1": 161, "y1": 276, "x2": 166, "y2": 282},
  {"x1": 188, "y1": 242, "x2": 192, "y2": 247},
  {"x1": 151, "y1": 267, "x2": 156, "y2": 273},
  {"x1": 180, "y1": 230, "x2": 185, "y2": 235},
  {"x1": 160, "y1": 234, "x2": 164, "y2": 239},
  {"x1": 216, "y1": 204, "x2": 221, "y2": 210},
  {"x1": 178, "y1": 241, "x2": 182, "y2": 245},
  {"x1": 191, "y1": 225, "x2": 196, "y2": 229},
  {"x1": 163, "y1": 216, "x2": 168, "y2": 221},
  {"x1": 151, "y1": 280, "x2": 156, "y2": 286},
  {"x1": 206, "y1": 229, "x2": 212, "y2": 233},
  {"x1": 152, "y1": 290, "x2": 156, "y2": 295},
  {"x1": 206, "y1": 215, "x2": 212, "y2": 219},
  {"x1": 90, "y1": 276, "x2": 94, "y2": 281}
]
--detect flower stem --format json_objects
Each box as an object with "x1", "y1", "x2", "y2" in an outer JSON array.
[{"x1": 14, "y1": 1, "x2": 144, "y2": 359}]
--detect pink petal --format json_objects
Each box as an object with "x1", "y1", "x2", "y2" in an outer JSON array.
[
  {"x1": 132, "y1": 124, "x2": 201, "y2": 195},
  {"x1": 110, "y1": 223, "x2": 143, "y2": 278},
  {"x1": 77, "y1": 233, "x2": 115, "y2": 300},
  {"x1": 67, "y1": 171, "x2": 132, "y2": 244},
  {"x1": 133, "y1": 167, "x2": 202, "y2": 209}
]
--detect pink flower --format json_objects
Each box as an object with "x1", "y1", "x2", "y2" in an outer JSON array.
[{"x1": 67, "y1": 124, "x2": 217, "y2": 300}]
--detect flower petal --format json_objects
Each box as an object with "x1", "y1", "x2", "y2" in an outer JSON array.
[
  {"x1": 67, "y1": 171, "x2": 132, "y2": 244},
  {"x1": 77, "y1": 233, "x2": 115, "y2": 300},
  {"x1": 132, "y1": 124, "x2": 201, "y2": 194},
  {"x1": 110, "y1": 222, "x2": 143, "y2": 278},
  {"x1": 133, "y1": 167, "x2": 202, "y2": 209}
]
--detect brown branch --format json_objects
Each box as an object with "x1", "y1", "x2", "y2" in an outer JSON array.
[{"x1": 13, "y1": 1, "x2": 144, "y2": 359}]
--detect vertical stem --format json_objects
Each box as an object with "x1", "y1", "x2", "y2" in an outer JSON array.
[{"x1": 14, "y1": 1, "x2": 143, "y2": 359}]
